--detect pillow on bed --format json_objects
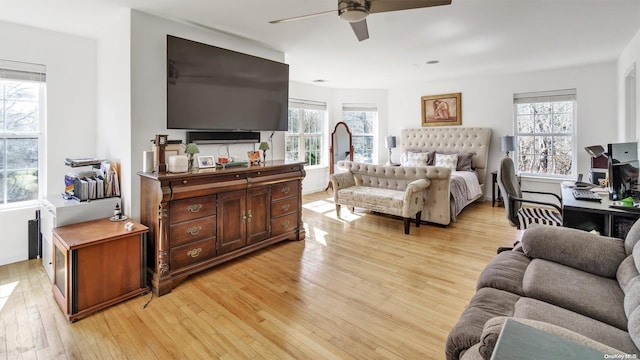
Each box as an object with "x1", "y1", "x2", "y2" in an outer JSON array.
[
  {"x1": 435, "y1": 153, "x2": 458, "y2": 170},
  {"x1": 436, "y1": 151, "x2": 474, "y2": 171},
  {"x1": 401, "y1": 151, "x2": 431, "y2": 167}
]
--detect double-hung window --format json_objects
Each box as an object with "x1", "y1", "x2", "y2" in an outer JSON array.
[
  {"x1": 514, "y1": 89, "x2": 576, "y2": 178},
  {"x1": 0, "y1": 60, "x2": 46, "y2": 206},
  {"x1": 342, "y1": 104, "x2": 377, "y2": 164},
  {"x1": 286, "y1": 99, "x2": 327, "y2": 167}
]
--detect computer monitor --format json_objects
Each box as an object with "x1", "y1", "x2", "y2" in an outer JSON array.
[{"x1": 608, "y1": 142, "x2": 639, "y2": 200}]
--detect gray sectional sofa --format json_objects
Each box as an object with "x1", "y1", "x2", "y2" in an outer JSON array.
[{"x1": 446, "y1": 223, "x2": 640, "y2": 359}]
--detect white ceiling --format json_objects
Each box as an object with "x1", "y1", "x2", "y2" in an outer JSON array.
[{"x1": 1, "y1": 0, "x2": 639, "y2": 88}]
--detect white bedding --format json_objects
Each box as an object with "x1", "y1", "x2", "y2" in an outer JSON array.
[{"x1": 452, "y1": 171, "x2": 482, "y2": 200}]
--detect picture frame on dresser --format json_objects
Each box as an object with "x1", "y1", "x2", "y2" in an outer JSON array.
[{"x1": 421, "y1": 92, "x2": 462, "y2": 127}]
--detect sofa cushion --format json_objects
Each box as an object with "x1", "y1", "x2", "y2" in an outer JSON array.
[
  {"x1": 625, "y1": 277, "x2": 640, "y2": 319},
  {"x1": 522, "y1": 259, "x2": 627, "y2": 330},
  {"x1": 445, "y1": 288, "x2": 519, "y2": 360},
  {"x1": 476, "y1": 250, "x2": 530, "y2": 296},
  {"x1": 478, "y1": 317, "x2": 625, "y2": 360},
  {"x1": 630, "y1": 307, "x2": 640, "y2": 352},
  {"x1": 625, "y1": 219, "x2": 640, "y2": 256},
  {"x1": 513, "y1": 297, "x2": 639, "y2": 354},
  {"x1": 618, "y1": 255, "x2": 640, "y2": 293},
  {"x1": 336, "y1": 186, "x2": 405, "y2": 217},
  {"x1": 521, "y1": 226, "x2": 626, "y2": 278}
]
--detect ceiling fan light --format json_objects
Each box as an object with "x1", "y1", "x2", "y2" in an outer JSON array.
[{"x1": 339, "y1": 7, "x2": 368, "y2": 22}]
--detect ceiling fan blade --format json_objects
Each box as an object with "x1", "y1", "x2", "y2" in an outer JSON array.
[
  {"x1": 368, "y1": 0, "x2": 452, "y2": 14},
  {"x1": 350, "y1": 19, "x2": 369, "y2": 41},
  {"x1": 270, "y1": 10, "x2": 336, "y2": 24}
]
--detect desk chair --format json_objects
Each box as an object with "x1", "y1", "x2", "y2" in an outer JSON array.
[{"x1": 497, "y1": 157, "x2": 563, "y2": 230}]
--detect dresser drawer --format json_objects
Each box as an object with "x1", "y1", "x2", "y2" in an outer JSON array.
[
  {"x1": 271, "y1": 197, "x2": 298, "y2": 218},
  {"x1": 170, "y1": 238, "x2": 216, "y2": 269},
  {"x1": 169, "y1": 216, "x2": 216, "y2": 248},
  {"x1": 271, "y1": 213, "x2": 298, "y2": 236},
  {"x1": 170, "y1": 195, "x2": 216, "y2": 223},
  {"x1": 271, "y1": 181, "x2": 298, "y2": 201}
]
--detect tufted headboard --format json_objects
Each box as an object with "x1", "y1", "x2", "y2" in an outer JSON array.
[{"x1": 400, "y1": 127, "x2": 492, "y2": 186}]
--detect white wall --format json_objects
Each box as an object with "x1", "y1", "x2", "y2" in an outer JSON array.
[
  {"x1": 618, "y1": 26, "x2": 640, "y2": 143},
  {"x1": 0, "y1": 21, "x2": 97, "y2": 265},
  {"x1": 388, "y1": 62, "x2": 618, "y2": 196},
  {"x1": 127, "y1": 10, "x2": 286, "y2": 219}
]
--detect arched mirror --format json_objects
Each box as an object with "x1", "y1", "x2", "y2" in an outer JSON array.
[{"x1": 330, "y1": 122, "x2": 354, "y2": 176}]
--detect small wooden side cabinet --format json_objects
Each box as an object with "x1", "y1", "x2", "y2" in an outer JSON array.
[{"x1": 52, "y1": 218, "x2": 149, "y2": 322}]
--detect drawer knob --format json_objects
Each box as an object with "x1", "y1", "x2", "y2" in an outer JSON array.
[
  {"x1": 281, "y1": 220, "x2": 290, "y2": 228},
  {"x1": 182, "y1": 180, "x2": 188, "y2": 184},
  {"x1": 187, "y1": 204, "x2": 202, "y2": 213},
  {"x1": 281, "y1": 186, "x2": 290, "y2": 194},
  {"x1": 187, "y1": 248, "x2": 202, "y2": 258},
  {"x1": 187, "y1": 226, "x2": 202, "y2": 236},
  {"x1": 281, "y1": 204, "x2": 290, "y2": 211}
]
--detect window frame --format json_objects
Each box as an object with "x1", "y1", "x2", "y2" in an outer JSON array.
[
  {"x1": 341, "y1": 104, "x2": 378, "y2": 164},
  {"x1": 0, "y1": 61, "x2": 46, "y2": 208},
  {"x1": 513, "y1": 89, "x2": 577, "y2": 179},
  {"x1": 285, "y1": 99, "x2": 327, "y2": 169}
]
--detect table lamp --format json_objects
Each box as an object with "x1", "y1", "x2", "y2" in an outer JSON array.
[
  {"x1": 385, "y1": 135, "x2": 397, "y2": 166},
  {"x1": 500, "y1": 136, "x2": 515, "y2": 158},
  {"x1": 259, "y1": 142, "x2": 270, "y2": 163}
]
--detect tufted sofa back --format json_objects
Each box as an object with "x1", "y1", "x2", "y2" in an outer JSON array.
[
  {"x1": 400, "y1": 127, "x2": 492, "y2": 185},
  {"x1": 337, "y1": 161, "x2": 442, "y2": 191}
]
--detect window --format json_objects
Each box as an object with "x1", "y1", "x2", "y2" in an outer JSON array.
[
  {"x1": 514, "y1": 89, "x2": 576, "y2": 178},
  {"x1": 0, "y1": 60, "x2": 46, "y2": 206},
  {"x1": 286, "y1": 99, "x2": 327, "y2": 167},
  {"x1": 342, "y1": 104, "x2": 377, "y2": 164}
]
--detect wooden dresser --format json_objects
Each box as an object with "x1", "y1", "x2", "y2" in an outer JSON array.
[{"x1": 138, "y1": 161, "x2": 306, "y2": 296}]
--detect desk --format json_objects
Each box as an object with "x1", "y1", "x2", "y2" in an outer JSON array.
[
  {"x1": 561, "y1": 186, "x2": 640, "y2": 238},
  {"x1": 491, "y1": 319, "x2": 605, "y2": 360}
]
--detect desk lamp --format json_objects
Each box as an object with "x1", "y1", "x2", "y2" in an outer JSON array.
[
  {"x1": 385, "y1": 135, "x2": 397, "y2": 166},
  {"x1": 259, "y1": 142, "x2": 270, "y2": 163},
  {"x1": 500, "y1": 136, "x2": 515, "y2": 158}
]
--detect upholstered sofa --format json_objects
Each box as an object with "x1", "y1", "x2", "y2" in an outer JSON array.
[
  {"x1": 330, "y1": 162, "x2": 431, "y2": 234},
  {"x1": 446, "y1": 223, "x2": 640, "y2": 359}
]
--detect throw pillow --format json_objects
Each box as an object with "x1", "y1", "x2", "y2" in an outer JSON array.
[
  {"x1": 436, "y1": 151, "x2": 474, "y2": 171},
  {"x1": 435, "y1": 153, "x2": 458, "y2": 170},
  {"x1": 401, "y1": 151, "x2": 430, "y2": 167}
]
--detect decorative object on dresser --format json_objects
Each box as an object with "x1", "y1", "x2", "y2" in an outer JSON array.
[
  {"x1": 138, "y1": 160, "x2": 306, "y2": 296},
  {"x1": 183, "y1": 142, "x2": 200, "y2": 171},
  {"x1": 500, "y1": 135, "x2": 515, "y2": 158},
  {"x1": 259, "y1": 141, "x2": 270, "y2": 163},
  {"x1": 399, "y1": 127, "x2": 492, "y2": 225},
  {"x1": 421, "y1": 93, "x2": 462, "y2": 127},
  {"x1": 247, "y1": 150, "x2": 261, "y2": 165},
  {"x1": 52, "y1": 218, "x2": 149, "y2": 322},
  {"x1": 197, "y1": 155, "x2": 216, "y2": 169},
  {"x1": 154, "y1": 135, "x2": 169, "y2": 172},
  {"x1": 385, "y1": 135, "x2": 397, "y2": 166}
]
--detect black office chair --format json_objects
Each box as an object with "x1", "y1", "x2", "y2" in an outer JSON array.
[{"x1": 497, "y1": 157, "x2": 563, "y2": 230}]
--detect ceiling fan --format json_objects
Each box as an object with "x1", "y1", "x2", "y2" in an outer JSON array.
[{"x1": 270, "y1": 0, "x2": 452, "y2": 42}]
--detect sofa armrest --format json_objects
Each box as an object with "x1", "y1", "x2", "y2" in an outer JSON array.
[
  {"x1": 520, "y1": 226, "x2": 626, "y2": 278},
  {"x1": 478, "y1": 317, "x2": 625, "y2": 360},
  {"x1": 330, "y1": 172, "x2": 355, "y2": 202},
  {"x1": 406, "y1": 178, "x2": 431, "y2": 193}
]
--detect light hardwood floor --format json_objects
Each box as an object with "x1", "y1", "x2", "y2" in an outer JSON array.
[{"x1": 0, "y1": 192, "x2": 519, "y2": 360}]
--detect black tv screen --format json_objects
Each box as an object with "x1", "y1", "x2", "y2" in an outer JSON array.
[{"x1": 167, "y1": 35, "x2": 289, "y2": 131}]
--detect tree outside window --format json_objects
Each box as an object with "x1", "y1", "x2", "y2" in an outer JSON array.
[
  {"x1": 514, "y1": 90, "x2": 576, "y2": 178},
  {"x1": 1, "y1": 78, "x2": 43, "y2": 205},
  {"x1": 342, "y1": 105, "x2": 377, "y2": 164},
  {"x1": 286, "y1": 100, "x2": 326, "y2": 167}
]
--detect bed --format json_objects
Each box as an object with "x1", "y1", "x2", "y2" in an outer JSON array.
[{"x1": 400, "y1": 127, "x2": 492, "y2": 225}]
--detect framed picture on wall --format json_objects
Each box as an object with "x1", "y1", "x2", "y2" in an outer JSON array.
[{"x1": 421, "y1": 92, "x2": 462, "y2": 126}]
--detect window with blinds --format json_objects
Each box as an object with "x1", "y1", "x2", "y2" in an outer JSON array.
[
  {"x1": 342, "y1": 104, "x2": 377, "y2": 164},
  {"x1": 0, "y1": 59, "x2": 46, "y2": 206},
  {"x1": 513, "y1": 89, "x2": 576, "y2": 177},
  {"x1": 286, "y1": 99, "x2": 327, "y2": 167}
]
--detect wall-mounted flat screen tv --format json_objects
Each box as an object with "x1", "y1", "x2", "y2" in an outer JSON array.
[{"x1": 167, "y1": 35, "x2": 289, "y2": 131}]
